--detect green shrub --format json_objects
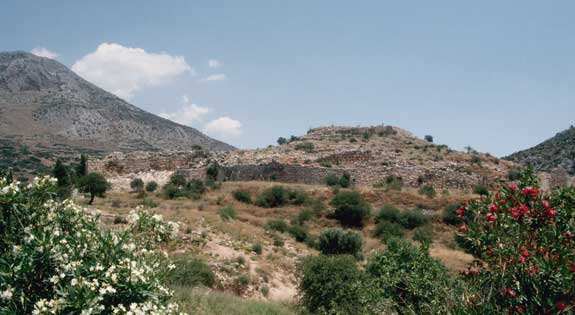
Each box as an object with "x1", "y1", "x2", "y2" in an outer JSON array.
[
  {"x1": 255, "y1": 186, "x2": 288, "y2": 208},
  {"x1": 145, "y1": 180, "x2": 158, "y2": 192},
  {"x1": 167, "y1": 255, "x2": 215, "y2": 287},
  {"x1": 0, "y1": 176, "x2": 184, "y2": 314},
  {"x1": 298, "y1": 255, "x2": 367, "y2": 315},
  {"x1": 330, "y1": 191, "x2": 372, "y2": 227},
  {"x1": 339, "y1": 172, "x2": 351, "y2": 188},
  {"x1": 324, "y1": 174, "x2": 340, "y2": 186},
  {"x1": 252, "y1": 243, "x2": 263, "y2": 255},
  {"x1": 163, "y1": 182, "x2": 183, "y2": 199},
  {"x1": 169, "y1": 173, "x2": 187, "y2": 187},
  {"x1": 141, "y1": 198, "x2": 159, "y2": 208},
  {"x1": 376, "y1": 205, "x2": 401, "y2": 223},
  {"x1": 233, "y1": 189, "x2": 252, "y2": 204},
  {"x1": 218, "y1": 206, "x2": 236, "y2": 221},
  {"x1": 473, "y1": 184, "x2": 489, "y2": 196},
  {"x1": 413, "y1": 225, "x2": 434, "y2": 244},
  {"x1": 292, "y1": 208, "x2": 314, "y2": 225},
  {"x1": 233, "y1": 274, "x2": 251, "y2": 295},
  {"x1": 287, "y1": 188, "x2": 308, "y2": 205},
  {"x1": 383, "y1": 175, "x2": 403, "y2": 191},
  {"x1": 424, "y1": 135, "x2": 434, "y2": 143},
  {"x1": 397, "y1": 209, "x2": 427, "y2": 229},
  {"x1": 272, "y1": 236, "x2": 284, "y2": 247},
  {"x1": 373, "y1": 221, "x2": 404, "y2": 243},
  {"x1": 288, "y1": 224, "x2": 309, "y2": 242},
  {"x1": 470, "y1": 155, "x2": 482, "y2": 165},
  {"x1": 130, "y1": 177, "x2": 144, "y2": 192},
  {"x1": 418, "y1": 184, "x2": 436, "y2": 198},
  {"x1": 366, "y1": 238, "x2": 457, "y2": 314},
  {"x1": 185, "y1": 179, "x2": 206, "y2": 198},
  {"x1": 264, "y1": 219, "x2": 289, "y2": 233},
  {"x1": 317, "y1": 228, "x2": 363, "y2": 259},
  {"x1": 206, "y1": 165, "x2": 219, "y2": 181}
]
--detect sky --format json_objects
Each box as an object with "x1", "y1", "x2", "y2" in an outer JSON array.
[{"x1": 1, "y1": 1, "x2": 574, "y2": 156}]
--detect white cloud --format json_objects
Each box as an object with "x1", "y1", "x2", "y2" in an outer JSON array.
[
  {"x1": 204, "y1": 116, "x2": 242, "y2": 138},
  {"x1": 200, "y1": 74, "x2": 227, "y2": 82},
  {"x1": 159, "y1": 95, "x2": 210, "y2": 126},
  {"x1": 71, "y1": 43, "x2": 192, "y2": 100},
  {"x1": 208, "y1": 59, "x2": 222, "y2": 68},
  {"x1": 31, "y1": 47, "x2": 59, "y2": 59}
]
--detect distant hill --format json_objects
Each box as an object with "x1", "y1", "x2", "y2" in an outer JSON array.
[
  {"x1": 92, "y1": 125, "x2": 515, "y2": 191},
  {"x1": 0, "y1": 51, "x2": 233, "y2": 175},
  {"x1": 505, "y1": 126, "x2": 575, "y2": 175}
]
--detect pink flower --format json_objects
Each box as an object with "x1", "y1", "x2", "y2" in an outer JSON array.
[
  {"x1": 459, "y1": 225, "x2": 468, "y2": 233},
  {"x1": 489, "y1": 204, "x2": 498, "y2": 212},
  {"x1": 556, "y1": 301, "x2": 566, "y2": 311},
  {"x1": 518, "y1": 255, "x2": 526, "y2": 263},
  {"x1": 486, "y1": 213, "x2": 497, "y2": 222},
  {"x1": 456, "y1": 208, "x2": 464, "y2": 215},
  {"x1": 519, "y1": 204, "x2": 529, "y2": 214},
  {"x1": 508, "y1": 182, "x2": 517, "y2": 190},
  {"x1": 542, "y1": 200, "x2": 550, "y2": 208}
]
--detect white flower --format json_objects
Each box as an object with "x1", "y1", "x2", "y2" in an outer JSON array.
[{"x1": 1, "y1": 287, "x2": 13, "y2": 300}]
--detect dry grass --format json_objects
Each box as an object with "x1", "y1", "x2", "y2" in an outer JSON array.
[{"x1": 80, "y1": 180, "x2": 478, "y2": 302}]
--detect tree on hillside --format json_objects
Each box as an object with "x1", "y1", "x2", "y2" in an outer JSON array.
[
  {"x1": 424, "y1": 135, "x2": 434, "y2": 143},
  {"x1": 130, "y1": 178, "x2": 144, "y2": 192},
  {"x1": 75, "y1": 154, "x2": 88, "y2": 177},
  {"x1": 78, "y1": 172, "x2": 110, "y2": 204},
  {"x1": 52, "y1": 159, "x2": 72, "y2": 198},
  {"x1": 277, "y1": 137, "x2": 287, "y2": 145}
]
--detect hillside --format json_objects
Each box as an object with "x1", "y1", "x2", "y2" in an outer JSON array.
[
  {"x1": 506, "y1": 126, "x2": 575, "y2": 175},
  {"x1": 0, "y1": 51, "x2": 233, "y2": 175},
  {"x1": 90, "y1": 125, "x2": 515, "y2": 192}
]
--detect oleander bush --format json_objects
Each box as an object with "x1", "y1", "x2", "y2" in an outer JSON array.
[
  {"x1": 0, "y1": 176, "x2": 185, "y2": 314},
  {"x1": 455, "y1": 169, "x2": 575, "y2": 314}
]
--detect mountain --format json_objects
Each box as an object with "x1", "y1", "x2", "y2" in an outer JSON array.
[
  {"x1": 505, "y1": 126, "x2": 575, "y2": 175},
  {"x1": 0, "y1": 51, "x2": 233, "y2": 174}
]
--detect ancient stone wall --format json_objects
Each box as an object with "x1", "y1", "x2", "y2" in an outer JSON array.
[
  {"x1": 88, "y1": 150, "x2": 214, "y2": 176},
  {"x1": 177, "y1": 162, "x2": 349, "y2": 186}
]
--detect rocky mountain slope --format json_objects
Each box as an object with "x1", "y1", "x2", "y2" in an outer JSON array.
[
  {"x1": 505, "y1": 126, "x2": 575, "y2": 175},
  {"x1": 0, "y1": 51, "x2": 233, "y2": 174}
]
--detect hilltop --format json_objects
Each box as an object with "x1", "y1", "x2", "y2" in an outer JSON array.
[
  {"x1": 0, "y1": 51, "x2": 233, "y2": 175},
  {"x1": 90, "y1": 125, "x2": 514, "y2": 192},
  {"x1": 506, "y1": 126, "x2": 575, "y2": 175}
]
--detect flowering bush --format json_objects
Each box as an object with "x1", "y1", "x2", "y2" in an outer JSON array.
[
  {"x1": 0, "y1": 176, "x2": 185, "y2": 314},
  {"x1": 456, "y1": 169, "x2": 575, "y2": 314}
]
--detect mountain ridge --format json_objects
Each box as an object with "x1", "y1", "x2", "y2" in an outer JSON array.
[
  {"x1": 505, "y1": 126, "x2": 575, "y2": 175},
  {"x1": 0, "y1": 50, "x2": 234, "y2": 174}
]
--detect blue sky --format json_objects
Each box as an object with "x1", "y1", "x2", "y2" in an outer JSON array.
[{"x1": 1, "y1": 1, "x2": 574, "y2": 156}]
